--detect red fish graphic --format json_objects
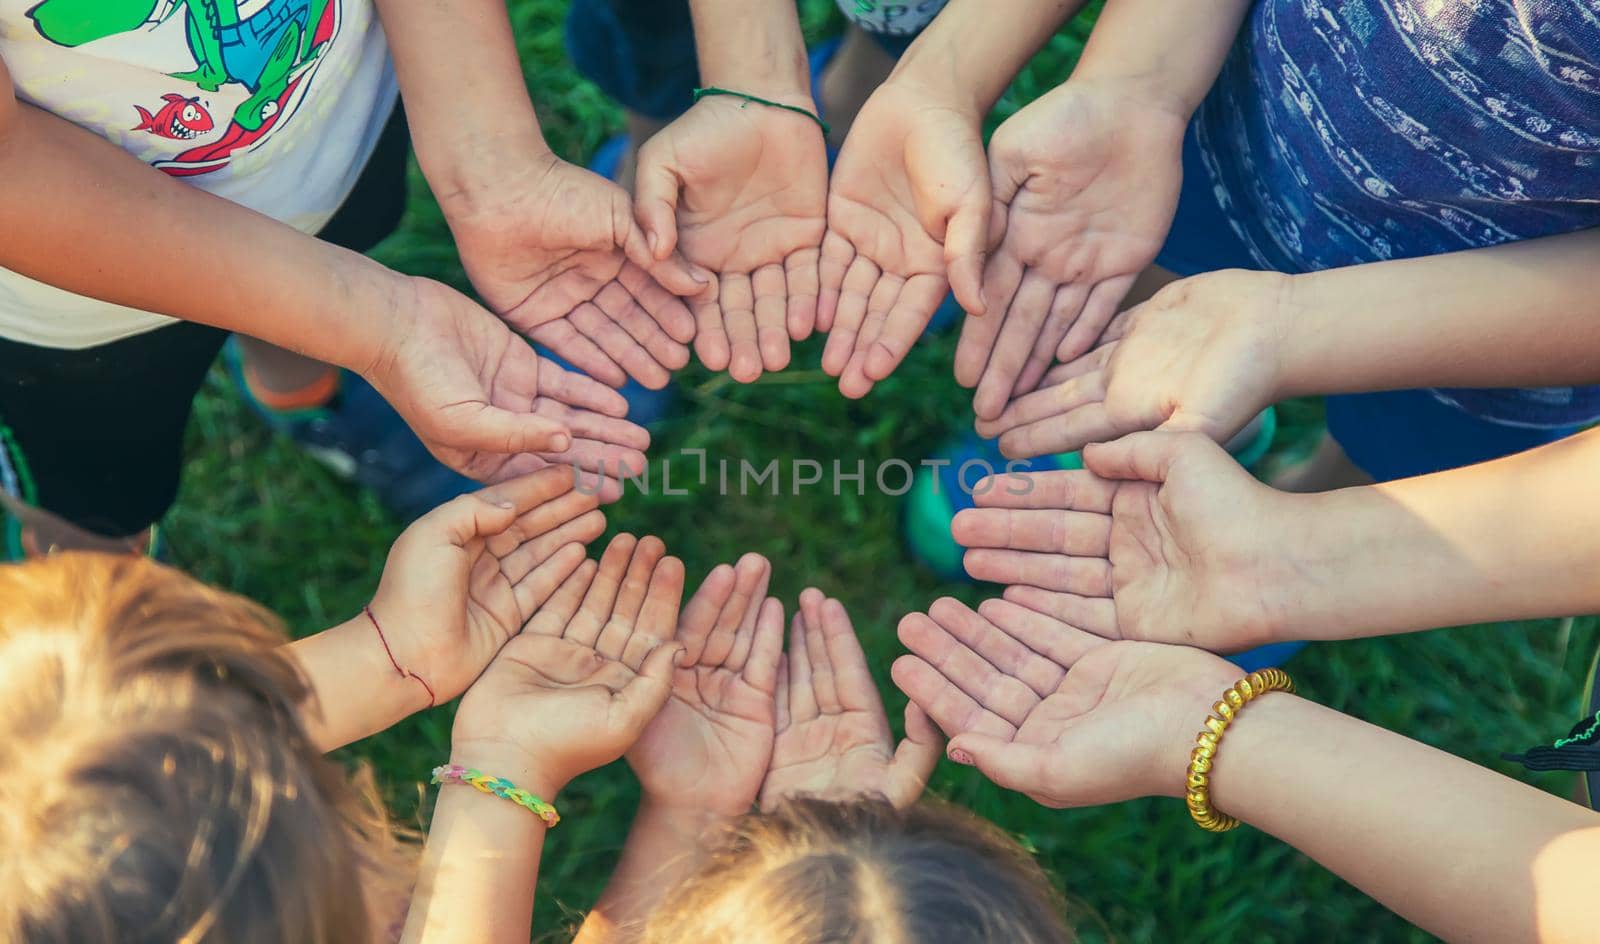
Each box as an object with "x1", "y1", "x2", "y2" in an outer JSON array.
[{"x1": 132, "y1": 94, "x2": 214, "y2": 141}]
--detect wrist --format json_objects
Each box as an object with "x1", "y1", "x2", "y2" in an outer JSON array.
[
  {"x1": 429, "y1": 142, "x2": 559, "y2": 227},
  {"x1": 448, "y1": 738, "x2": 569, "y2": 802},
  {"x1": 638, "y1": 792, "x2": 743, "y2": 828}
]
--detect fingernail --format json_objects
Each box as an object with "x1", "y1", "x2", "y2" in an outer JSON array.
[
  {"x1": 948, "y1": 749, "x2": 974, "y2": 766},
  {"x1": 550, "y1": 434, "x2": 572, "y2": 453},
  {"x1": 494, "y1": 500, "x2": 516, "y2": 510}
]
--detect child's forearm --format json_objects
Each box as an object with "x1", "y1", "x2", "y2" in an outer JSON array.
[
  {"x1": 374, "y1": 0, "x2": 553, "y2": 216},
  {"x1": 0, "y1": 96, "x2": 404, "y2": 372},
  {"x1": 573, "y1": 800, "x2": 726, "y2": 943},
  {"x1": 889, "y1": 0, "x2": 1085, "y2": 118},
  {"x1": 1272, "y1": 426, "x2": 1600, "y2": 642},
  {"x1": 286, "y1": 616, "x2": 432, "y2": 752},
  {"x1": 1069, "y1": 0, "x2": 1254, "y2": 117},
  {"x1": 1209, "y1": 692, "x2": 1600, "y2": 943},
  {"x1": 1278, "y1": 228, "x2": 1600, "y2": 398},
  {"x1": 686, "y1": 0, "x2": 810, "y2": 100},
  {"x1": 401, "y1": 766, "x2": 553, "y2": 943}
]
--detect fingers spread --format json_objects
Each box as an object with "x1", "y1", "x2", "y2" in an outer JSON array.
[
  {"x1": 860, "y1": 273, "x2": 946, "y2": 386},
  {"x1": 928, "y1": 596, "x2": 1067, "y2": 699},
  {"x1": 566, "y1": 533, "x2": 638, "y2": 645},
  {"x1": 786, "y1": 612, "x2": 819, "y2": 722},
  {"x1": 800, "y1": 588, "x2": 840, "y2": 712},
  {"x1": 821, "y1": 253, "x2": 879, "y2": 376},
  {"x1": 1056, "y1": 273, "x2": 1135, "y2": 362},
  {"x1": 678, "y1": 562, "x2": 736, "y2": 664},
  {"x1": 596, "y1": 536, "x2": 668, "y2": 657},
  {"x1": 972, "y1": 271, "x2": 1057, "y2": 422},
  {"x1": 817, "y1": 595, "x2": 883, "y2": 718},
  {"x1": 622, "y1": 554, "x2": 686, "y2": 669}
]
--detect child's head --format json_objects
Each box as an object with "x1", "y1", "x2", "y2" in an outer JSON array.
[
  {"x1": 0, "y1": 552, "x2": 400, "y2": 944},
  {"x1": 643, "y1": 795, "x2": 1073, "y2": 943}
]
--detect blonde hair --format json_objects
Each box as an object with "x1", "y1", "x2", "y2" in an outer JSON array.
[
  {"x1": 0, "y1": 552, "x2": 407, "y2": 943},
  {"x1": 643, "y1": 795, "x2": 1073, "y2": 944}
]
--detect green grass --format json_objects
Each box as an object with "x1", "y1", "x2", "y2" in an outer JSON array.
[{"x1": 157, "y1": 3, "x2": 1599, "y2": 941}]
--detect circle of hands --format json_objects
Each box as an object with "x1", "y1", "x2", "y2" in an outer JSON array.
[{"x1": 374, "y1": 66, "x2": 1306, "y2": 814}]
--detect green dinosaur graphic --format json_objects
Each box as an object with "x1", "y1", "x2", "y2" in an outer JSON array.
[{"x1": 28, "y1": 0, "x2": 333, "y2": 131}]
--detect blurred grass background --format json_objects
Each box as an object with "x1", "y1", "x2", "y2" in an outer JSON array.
[{"x1": 156, "y1": 2, "x2": 1597, "y2": 941}]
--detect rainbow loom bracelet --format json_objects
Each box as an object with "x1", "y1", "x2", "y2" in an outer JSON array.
[{"x1": 430, "y1": 764, "x2": 560, "y2": 827}]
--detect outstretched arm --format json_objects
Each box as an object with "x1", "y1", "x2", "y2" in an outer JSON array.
[
  {"x1": 374, "y1": 0, "x2": 706, "y2": 389},
  {"x1": 0, "y1": 58, "x2": 392, "y2": 374},
  {"x1": 402, "y1": 534, "x2": 686, "y2": 943},
  {"x1": 895, "y1": 600, "x2": 1600, "y2": 944}
]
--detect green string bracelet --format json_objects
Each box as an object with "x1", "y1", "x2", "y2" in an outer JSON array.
[{"x1": 692, "y1": 87, "x2": 830, "y2": 137}]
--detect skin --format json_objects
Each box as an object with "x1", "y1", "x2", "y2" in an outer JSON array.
[
  {"x1": 403, "y1": 534, "x2": 687, "y2": 944},
  {"x1": 288, "y1": 467, "x2": 607, "y2": 751},
  {"x1": 894, "y1": 602, "x2": 1600, "y2": 943},
  {"x1": 761, "y1": 588, "x2": 943, "y2": 810},
  {"x1": 816, "y1": 0, "x2": 1080, "y2": 400},
  {"x1": 633, "y1": 0, "x2": 828, "y2": 383},
  {"x1": 0, "y1": 57, "x2": 645, "y2": 493},
  {"x1": 576, "y1": 584, "x2": 942, "y2": 943},
  {"x1": 578, "y1": 554, "x2": 785, "y2": 943},
  {"x1": 377, "y1": 0, "x2": 712, "y2": 391},
  {"x1": 954, "y1": 0, "x2": 1254, "y2": 422}
]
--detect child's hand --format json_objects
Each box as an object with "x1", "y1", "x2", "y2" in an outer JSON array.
[
  {"x1": 893, "y1": 597, "x2": 1242, "y2": 807},
  {"x1": 818, "y1": 78, "x2": 992, "y2": 399},
  {"x1": 451, "y1": 534, "x2": 687, "y2": 795},
  {"x1": 635, "y1": 97, "x2": 829, "y2": 382},
  {"x1": 373, "y1": 276, "x2": 651, "y2": 497},
  {"x1": 953, "y1": 432, "x2": 1308, "y2": 654},
  {"x1": 446, "y1": 156, "x2": 705, "y2": 391},
  {"x1": 368, "y1": 466, "x2": 606, "y2": 704},
  {"x1": 955, "y1": 78, "x2": 1187, "y2": 421},
  {"x1": 761, "y1": 590, "x2": 943, "y2": 810},
  {"x1": 973, "y1": 269, "x2": 1291, "y2": 458},
  {"x1": 627, "y1": 554, "x2": 785, "y2": 817}
]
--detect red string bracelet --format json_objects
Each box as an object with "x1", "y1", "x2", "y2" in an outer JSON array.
[{"x1": 364, "y1": 604, "x2": 437, "y2": 708}]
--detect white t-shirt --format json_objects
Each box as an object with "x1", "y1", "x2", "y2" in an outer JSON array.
[
  {"x1": 834, "y1": 0, "x2": 949, "y2": 37},
  {"x1": 0, "y1": 0, "x2": 398, "y2": 349}
]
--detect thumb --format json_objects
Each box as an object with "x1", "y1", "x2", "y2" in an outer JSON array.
[
  {"x1": 614, "y1": 642, "x2": 684, "y2": 733},
  {"x1": 447, "y1": 403, "x2": 572, "y2": 459},
  {"x1": 1082, "y1": 430, "x2": 1203, "y2": 484},
  {"x1": 946, "y1": 733, "x2": 1049, "y2": 796},
  {"x1": 633, "y1": 142, "x2": 684, "y2": 262},
  {"x1": 943, "y1": 182, "x2": 993, "y2": 316},
  {"x1": 424, "y1": 490, "x2": 523, "y2": 548},
  {"x1": 887, "y1": 702, "x2": 945, "y2": 808}
]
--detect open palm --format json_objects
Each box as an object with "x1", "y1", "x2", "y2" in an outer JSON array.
[
  {"x1": 761, "y1": 589, "x2": 941, "y2": 810},
  {"x1": 957, "y1": 78, "x2": 1187, "y2": 420},
  {"x1": 893, "y1": 596, "x2": 1243, "y2": 807},
  {"x1": 369, "y1": 467, "x2": 607, "y2": 701},
  {"x1": 974, "y1": 270, "x2": 1290, "y2": 459},
  {"x1": 953, "y1": 433, "x2": 1303, "y2": 654},
  {"x1": 448, "y1": 156, "x2": 702, "y2": 390},
  {"x1": 376, "y1": 276, "x2": 650, "y2": 496},
  {"x1": 453, "y1": 532, "x2": 687, "y2": 790},
  {"x1": 819, "y1": 80, "x2": 990, "y2": 399},
  {"x1": 628, "y1": 554, "x2": 784, "y2": 816},
  {"x1": 636, "y1": 98, "x2": 828, "y2": 382}
]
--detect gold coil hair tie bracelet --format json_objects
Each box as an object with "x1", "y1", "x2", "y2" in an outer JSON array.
[{"x1": 1185, "y1": 668, "x2": 1295, "y2": 832}]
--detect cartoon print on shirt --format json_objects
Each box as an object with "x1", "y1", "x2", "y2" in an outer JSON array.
[
  {"x1": 26, "y1": 0, "x2": 339, "y2": 177},
  {"x1": 132, "y1": 93, "x2": 214, "y2": 140}
]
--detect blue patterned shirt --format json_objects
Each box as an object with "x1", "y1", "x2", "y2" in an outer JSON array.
[{"x1": 1196, "y1": 0, "x2": 1600, "y2": 427}]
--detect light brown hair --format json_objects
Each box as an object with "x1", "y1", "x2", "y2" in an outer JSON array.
[
  {"x1": 642, "y1": 795, "x2": 1074, "y2": 944},
  {"x1": 0, "y1": 552, "x2": 405, "y2": 944}
]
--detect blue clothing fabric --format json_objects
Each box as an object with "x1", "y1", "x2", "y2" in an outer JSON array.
[
  {"x1": 565, "y1": 0, "x2": 917, "y2": 122},
  {"x1": 1194, "y1": 0, "x2": 1600, "y2": 430},
  {"x1": 1158, "y1": 113, "x2": 1582, "y2": 481}
]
